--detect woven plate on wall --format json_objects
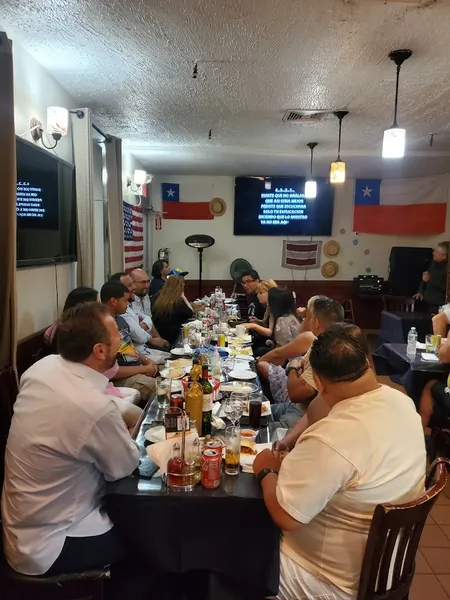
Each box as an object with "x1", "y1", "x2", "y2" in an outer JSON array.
[
  {"x1": 323, "y1": 240, "x2": 341, "y2": 258},
  {"x1": 321, "y1": 261, "x2": 339, "y2": 278},
  {"x1": 209, "y1": 197, "x2": 226, "y2": 217}
]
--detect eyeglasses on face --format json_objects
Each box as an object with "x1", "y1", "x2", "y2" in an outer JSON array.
[{"x1": 242, "y1": 279, "x2": 255, "y2": 285}]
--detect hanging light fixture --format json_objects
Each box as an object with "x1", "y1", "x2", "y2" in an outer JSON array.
[
  {"x1": 382, "y1": 49, "x2": 412, "y2": 159},
  {"x1": 305, "y1": 142, "x2": 318, "y2": 199},
  {"x1": 330, "y1": 110, "x2": 349, "y2": 183}
]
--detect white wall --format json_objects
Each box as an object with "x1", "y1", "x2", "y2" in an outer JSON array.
[
  {"x1": 151, "y1": 175, "x2": 450, "y2": 281},
  {"x1": 9, "y1": 35, "x2": 79, "y2": 340}
]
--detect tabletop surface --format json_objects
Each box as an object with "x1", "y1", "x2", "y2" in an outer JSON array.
[{"x1": 374, "y1": 343, "x2": 450, "y2": 373}]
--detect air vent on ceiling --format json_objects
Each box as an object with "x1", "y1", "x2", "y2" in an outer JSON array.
[{"x1": 282, "y1": 110, "x2": 332, "y2": 124}]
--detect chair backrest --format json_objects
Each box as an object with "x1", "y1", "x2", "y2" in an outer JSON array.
[
  {"x1": 357, "y1": 458, "x2": 449, "y2": 600},
  {"x1": 383, "y1": 296, "x2": 416, "y2": 313}
]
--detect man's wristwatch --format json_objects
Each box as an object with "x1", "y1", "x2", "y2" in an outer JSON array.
[
  {"x1": 286, "y1": 366, "x2": 300, "y2": 377},
  {"x1": 256, "y1": 468, "x2": 278, "y2": 482}
]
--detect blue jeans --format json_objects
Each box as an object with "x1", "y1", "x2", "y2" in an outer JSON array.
[{"x1": 270, "y1": 401, "x2": 305, "y2": 434}]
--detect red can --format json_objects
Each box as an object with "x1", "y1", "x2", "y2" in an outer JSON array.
[
  {"x1": 205, "y1": 439, "x2": 223, "y2": 454},
  {"x1": 201, "y1": 449, "x2": 221, "y2": 489}
]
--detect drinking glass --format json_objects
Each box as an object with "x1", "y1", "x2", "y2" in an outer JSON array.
[
  {"x1": 156, "y1": 377, "x2": 171, "y2": 415},
  {"x1": 223, "y1": 392, "x2": 247, "y2": 426},
  {"x1": 248, "y1": 398, "x2": 262, "y2": 429},
  {"x1": 224, "y1": 425, "x2": 241, "y2": 476},
  {"x1": 425, "y1": 334, "x2": 437, "y2": 353},
  {"x1": 222, "y1": 358, "x2": 235, "y2": 380}
]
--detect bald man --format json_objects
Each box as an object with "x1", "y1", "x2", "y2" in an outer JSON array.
[{"x1": 130, "y1": 268, "x2": 152, "y2": 320}]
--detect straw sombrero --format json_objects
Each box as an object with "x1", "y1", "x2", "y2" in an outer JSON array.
[{"x1": 209, "y1": 197, "x2": 226, "y2": 217}]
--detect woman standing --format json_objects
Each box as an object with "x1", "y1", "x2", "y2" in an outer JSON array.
[{"x1": 152, "y1": 276, "x2": 194, "y2": 345}]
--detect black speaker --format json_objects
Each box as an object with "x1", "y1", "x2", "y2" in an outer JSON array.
[{"x1": 387, "y1": 246, "x2": 433, "y2": 296}]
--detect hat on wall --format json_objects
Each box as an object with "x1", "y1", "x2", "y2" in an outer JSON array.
[
  {"x1": 209, "y1": 197, "x2": 227, "y2": 217},
  {"x1": 321, "y1": 261, "x2": 339, "y2": 278},
  {"x1": 323, "y1": 240, "x2": 341, "y2": 258}
]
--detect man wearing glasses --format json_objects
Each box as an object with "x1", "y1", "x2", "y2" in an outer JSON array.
[{"x1": 241, "y1": 270, "x2": 265, "y2": 321}]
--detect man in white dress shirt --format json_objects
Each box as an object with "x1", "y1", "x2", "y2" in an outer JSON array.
[
  {"x1": 254, "y1": 328, "x2": 426, "y2": 600},
  {"x1": 2, "y1": 303, "x2": 140, "y2": 576}
]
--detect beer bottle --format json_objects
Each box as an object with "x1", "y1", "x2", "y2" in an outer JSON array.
[{"x1": 200, "y1": 363, "x2": 213, "y2": 436}]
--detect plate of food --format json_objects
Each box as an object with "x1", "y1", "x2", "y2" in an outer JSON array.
[
  {"x1": 167, "y1": 358, "x2": 192, "y2": 368},
  {"x1": 229, "y1": 370, "x2": 257, "y2": 380},
  {"x1": 243, "y1": 400, "x2": 271, "y2": 417},
  {"x1": 240, "y1": 442, "x2": 272, "y2": 473},
  {"x1": 220, "y1": 381, "x2": 258, "y2": 394},
  {"x1": 160, "y1": 366, "x2": 187, "y2": 379},
  {"x1": 144, "y1": 425, "x2": 165, "y2": 444},
  {"x1": 229, "y1": 346, "x2": 253, "y2": 357}
]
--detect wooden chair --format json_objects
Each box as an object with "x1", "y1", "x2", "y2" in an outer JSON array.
[
  {"x1": 382, "y1": 296, "x2": 416, "y2": 313},
  {"x1": 357, "y1": 457, "x2": 449, "y2": 600}
]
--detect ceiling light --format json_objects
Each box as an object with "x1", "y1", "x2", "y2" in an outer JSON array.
[
  {"x1": 330, "y1": 110, "x2": 349, "y2": 183},
  {"x1": 382, "y1": 49, "x2": 412, "y2": 159},
  {"x1": 305, "y1": 142, "x2": 318, "y2": 199}
]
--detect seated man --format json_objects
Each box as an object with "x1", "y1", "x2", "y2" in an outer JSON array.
[
  {"x1": 254, "y1": 328, "x2": 426, "y2": 600},
  {"x1": 130, "y1": 267, "x2": 153, "y2": 319},
  {"x1": 101, "y1": 280, "x2": 158, "y2": 401},
  {"x1": 275, "y1": 323, "x2": 370, "y2": 451},
  {"x1": 110, "y1": 272, "x2": 169, "y2": 356},
  {"x1": 241, "y1": 270, "x2": 265, "y2": 321},
  {"x1": 260, "y1": 297, "x2": 344, "y2": 431},
  {"x1": 2, "y1": 303, "x2": 140, "y2": 576}
]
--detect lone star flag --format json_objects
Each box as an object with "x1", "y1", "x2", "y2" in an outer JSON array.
[
  {"x1": 161, "y1": 182, "x2": 213, "y2": 220},
  {"x1": 353, "y1": 175, "x2": 448, "y2": 235}
]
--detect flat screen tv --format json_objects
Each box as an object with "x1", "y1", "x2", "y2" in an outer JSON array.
[
  {"x1": 16, "y1": 137, "x2": 77, "y2": 267},
  {"x1": 234, "y1": 176, "x2": 334, "y2": 236}
]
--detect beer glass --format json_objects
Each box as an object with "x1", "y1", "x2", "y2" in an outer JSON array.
[{"x1": 225, "y1": 425, "x2": 241, "y2": 476}]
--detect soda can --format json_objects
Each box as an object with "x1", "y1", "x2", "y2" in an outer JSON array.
[
  {"x1": 205, "y1": 439, "x2": 223, "y2": 454},
  {"x1": 170, "y1": 394, "x2": 184, "y2": 410},
  {"x1": 201, "y1": 449, "x2": 221, "y2": 489}
]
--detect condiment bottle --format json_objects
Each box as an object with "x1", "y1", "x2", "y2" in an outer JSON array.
[{"x1": 184, "y1": 370, "x2": 203, "y2": 439}]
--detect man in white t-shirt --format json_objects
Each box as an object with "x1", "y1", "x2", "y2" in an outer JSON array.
[
  {"x1": 2, "y1": 303, "x2": 140, "y2": 576},
  {"x1": 254, "y1": 328, "x2": 426, "y2": 600}
]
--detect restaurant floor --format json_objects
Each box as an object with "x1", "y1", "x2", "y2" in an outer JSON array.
[{"x1": 377, "y1": 372, "x2": 450, "y2": 599}]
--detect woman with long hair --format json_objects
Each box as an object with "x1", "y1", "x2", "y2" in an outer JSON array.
[
  {"x1": 245, "y1": 286, "x2": 300, "y2": 347},
  {"x1": 152, "y1": 276, "x2": 194, "y2": 344},
  {"x1": 149, "y1": 259, "x2": 170, "y2": 297}
]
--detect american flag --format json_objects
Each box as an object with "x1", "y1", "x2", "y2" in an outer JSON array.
[
  {"x1": 282, "y1": 240, "x2": 322, "y2": 270},
  {"x1": 123, "y1": 201, "x2": 144, "y2": 272}
]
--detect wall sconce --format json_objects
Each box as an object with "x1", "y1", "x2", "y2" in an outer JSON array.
[
  {"x1": 127, "y1": 170, "x2": 153, "y2": 192},
  {"x1": 29, "y1": 106, "x2": 69, "y2": 149}
]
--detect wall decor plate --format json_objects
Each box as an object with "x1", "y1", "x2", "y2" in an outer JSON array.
[
  {"x1": 323, "y1": 240, "x2": 341, "y2": 258},
  {"x1": 321, "y1": 261, "x2": 339, "y2": 278}
]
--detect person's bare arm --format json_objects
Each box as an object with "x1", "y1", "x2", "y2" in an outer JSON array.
[
  {"x1": 433, "y1": 312, "x2": 449, "y2": 338},
  {"x1": 275, "y1": 413, "x2": 310, "y2": 451},
  {"x1": 287, "y1": 369, "x2": 316, "y2": 403},
  {"x1": 263, "y1": 331, "x2": 315, "y2": 364},
  {"x1": 245, "y1": 323, "x2": 272, "y2": 338},
  {"x1": 114, "y1": 359, "x2": 158, "y2": 380},
  {"x1": 438, "y1": 340, "x2": 450, "y2": 364}
]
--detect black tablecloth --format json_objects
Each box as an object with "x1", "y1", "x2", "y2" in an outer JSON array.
[
  {"x1": 373, "y1": 343, "x2": 449, "y2": 406},
  {"x1": 105, "y1": 364, "x2": 280, "y2": 600},
  {"x1": 377, "y1": 311, "x2": 432, "y2": 346}
]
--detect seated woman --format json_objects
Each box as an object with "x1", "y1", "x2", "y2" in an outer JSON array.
[
  {"x1": 245, "y1": 280, "x2": 277, "y2": 355},
  {"x1": 151, "y1": 275, "x2": 194, "y2": 345},
  {"x1": 44, "y1": 287, "x2": 142, "y2": 431},
  {"x1": 245, "y1": 287, "x2": 300, "y2": 348},
  {"x1": 149, "y1": 259, "x2": 170, "y2": 297}
]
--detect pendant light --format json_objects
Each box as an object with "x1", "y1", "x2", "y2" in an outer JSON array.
[
  {"x1": 305, "y1": 142, "x2": 318, "y2": 199},
  {"x1": 330, "y1": 111, "x2": 349, "y2": 183},
  {"x1": 382, "y1": 49, "x2": 412, "y2": 159}
]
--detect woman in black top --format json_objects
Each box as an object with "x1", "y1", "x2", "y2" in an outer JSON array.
[
  {"x1": 149, "y1": 259, "x2": 170, "y2": 297},
  {"x1": 151, "y1": 276, "x2": 194, "y2": 345}
]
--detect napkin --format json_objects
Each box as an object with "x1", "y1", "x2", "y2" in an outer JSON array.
[
  {"x1": 240, "y1": 443, "x2": 272, "y2": 474},
  {"x1": 421, "y1": 352, "x2": 439, "y2": 362},
  {"x1": 211, "y1": 401, "x2": 226, "y2": 430},
  {"x1": 146, "y1": 432, "x2": 198, "y2": 475}
]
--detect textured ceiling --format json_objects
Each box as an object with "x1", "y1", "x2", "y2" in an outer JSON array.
[{"x1": 2, "y1": 0, "x2": 450, "y2": 176}]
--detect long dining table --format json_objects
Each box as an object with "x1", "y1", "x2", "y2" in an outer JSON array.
[{"x1": 104, "y1": 355, "x2": 280, "y2": 600}]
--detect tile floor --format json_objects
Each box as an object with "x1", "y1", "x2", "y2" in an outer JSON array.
[{"x1": 376, "y1": 374, "x2": 450, "y2": 598}]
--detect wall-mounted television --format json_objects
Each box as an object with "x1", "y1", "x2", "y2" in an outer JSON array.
[
  {"x1": 234, "y1": 176, "x2": 334, "y2": 236},
  {"x1": 16, "y1": 137, "x2": 77, "y2": 267}
]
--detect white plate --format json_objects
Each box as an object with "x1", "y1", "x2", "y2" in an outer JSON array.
[
  {"x1": 235, "y1": 354, "x2": 253, "y2": 361},
  {"x1": 224, "y1": 298, "x2": 236, "y2": 304},
  {"x1": 160, "y1": 367, "x2": 187, "y2": 379},
  {"x1": 229, "y1": 370, "x2": 257, "y2": 380},
  {"x1": 243, "y1": 400, "x2": 271, "y2": 417},
  {"x1": 170, "y1": 347, "x2": 193, "y2": 356},
  {"x1": 240, "y1": 443, "x2": 272, "y2": 473},
  {"x1": 144, "y1": 426, "x2": 165, "y2": 444}
]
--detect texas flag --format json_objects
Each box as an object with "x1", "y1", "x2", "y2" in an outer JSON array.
[
  {"x1": 353, "y1": 175, "x2": 448, "y2": 235},
  {"x1": 161, "y1": 182, "x2": 213, "y2": 220}
]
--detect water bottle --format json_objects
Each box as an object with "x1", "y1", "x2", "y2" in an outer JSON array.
[{"x1": 406, "y1": 327, "x2": 418, "y2": 358}]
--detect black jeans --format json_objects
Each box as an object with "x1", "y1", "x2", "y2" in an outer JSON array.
[{"x1": 45, "y1": 527, "x2": 125, "y2": 576}]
